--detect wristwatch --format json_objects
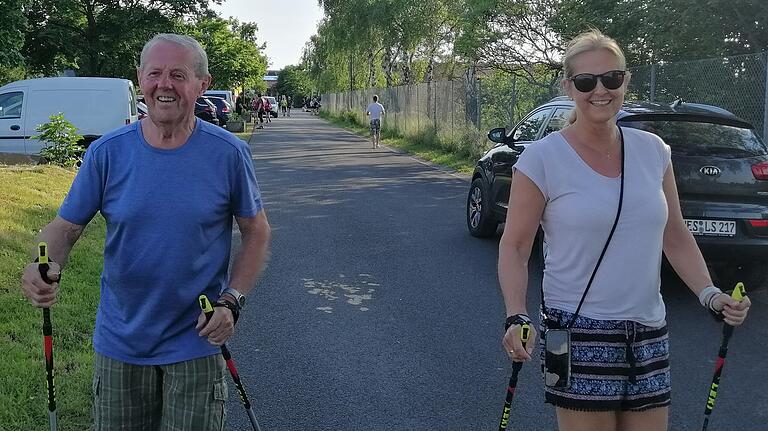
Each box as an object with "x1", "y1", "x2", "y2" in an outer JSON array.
[{"x1": 221, "y1": 286, "x2": 246, "y2": 309}]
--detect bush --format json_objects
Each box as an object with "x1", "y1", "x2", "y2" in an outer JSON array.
[{"x1": 34, "y1": 113, "x2": 85, "y2": 168}]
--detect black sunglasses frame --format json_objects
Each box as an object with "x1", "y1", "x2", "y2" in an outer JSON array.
[{"x1": 569, "y1": 70, "x2": 627, "y2": 92}]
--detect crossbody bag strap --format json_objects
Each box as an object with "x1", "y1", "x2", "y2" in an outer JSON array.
[{"x1": 540, "y1": 126, "x2": 626, "y2": 329}]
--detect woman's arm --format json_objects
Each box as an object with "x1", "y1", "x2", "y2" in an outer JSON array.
[
  {"x1": 662, "y1": 165, "x2": 750, "y2": 325},
  {"x1": 499, "y1": 171, "x2": 545, "y2": 360},
  {"x1": 661, "y1": 164, "x2": 712, "y2": 294}
]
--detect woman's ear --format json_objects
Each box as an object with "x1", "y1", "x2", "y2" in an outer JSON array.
[
  {"x1": 623, "y1": 70, "x2": 632, "y2": 89},
  {"x1": 562, "y1": 78, "x2": 574, "y2": 100}
]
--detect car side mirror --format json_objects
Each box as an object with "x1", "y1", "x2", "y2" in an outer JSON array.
[
  {"x1": 488, "y1": 127, "x2": 518, "y2": 148},
  {"x1": 488, "y1": 127, "x2": 507, "y2": 143}
]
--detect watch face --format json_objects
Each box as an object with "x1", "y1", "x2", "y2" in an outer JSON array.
[{"x1": 237, "y1": 296, "x2": 246, "y2": 307}]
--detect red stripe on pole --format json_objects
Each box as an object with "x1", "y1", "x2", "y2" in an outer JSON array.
[
  {"x1": 44, "y1": 336, "x2": 52, "y2": 360},
  {"x1": 507, "y1": 386, "x2": 516, "y2": 395},
  {"x1": 715, "y1": 357, "x2": 725, "y2": 371},
  {"x1": 226, "y1": 359, "x2": 239, "y2": 378}
]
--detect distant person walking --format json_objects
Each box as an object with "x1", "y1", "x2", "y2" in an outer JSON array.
[
  {"x1": 252, "y1": 93, "x2": 266, "y2": 129},
  {"x1": 286, "y1": 95, "x2": 292, "y2": 117},
  {"x1": 366, "y1": 95, "x2": 385, "y2": 149},
  {"x1": 280, "y1": 95, "x2": 288, "y2": 117}
]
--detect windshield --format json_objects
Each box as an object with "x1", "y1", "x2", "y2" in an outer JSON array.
[{"x1": 620, "y1": 120, "x2": 768, "y2": 158}]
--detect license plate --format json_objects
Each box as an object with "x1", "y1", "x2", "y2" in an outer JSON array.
[{"x1": 685, "y1": 219, "x2": 736, "y2": 237}]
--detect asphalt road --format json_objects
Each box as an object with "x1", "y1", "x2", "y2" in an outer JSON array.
[{"x1": 225, "y1": 111, "x2": 768, "y2": 431}]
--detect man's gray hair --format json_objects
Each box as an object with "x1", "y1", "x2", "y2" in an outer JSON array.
[{"x1": 139, "y1": 34, "x2": 209, "y2": 78}]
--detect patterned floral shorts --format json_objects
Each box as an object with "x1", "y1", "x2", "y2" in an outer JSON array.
[{"x1": 540, "y1": 307, "x2": 671, "y2": 411}]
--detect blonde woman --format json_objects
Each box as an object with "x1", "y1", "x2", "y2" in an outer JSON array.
[{"x1": 498, "y1": 30, "x2": 751, "y2": 431}]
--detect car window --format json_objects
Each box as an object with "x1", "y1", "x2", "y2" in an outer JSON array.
[
  {"x1": 512, "y1": 108, "x2": 552, "y2": 141},
  {"x1": 620, "y1": 120, "x2": 768, "y2": 158},
  {"x1": 543, "y1": 108, "x2": 571, "y2": 136},
  {"x1": 0, "y1": 92, "x2": 24, "y2": 119}
]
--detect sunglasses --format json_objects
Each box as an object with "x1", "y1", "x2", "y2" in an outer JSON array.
[{"x1": 569, "y1": 70, "x2": 626, "y2": 92}]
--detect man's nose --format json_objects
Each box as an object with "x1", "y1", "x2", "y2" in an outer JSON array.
[{"x1": 157, "y1": 73, "x2": 173, "y2": 88}]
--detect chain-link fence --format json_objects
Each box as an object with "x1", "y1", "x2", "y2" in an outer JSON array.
[
  {"x1": 628, "y1": 51, "x2": 768, "y2": 139},
  {"x1": 322, "y1": 51, "x2": 768, "y2": 142}
]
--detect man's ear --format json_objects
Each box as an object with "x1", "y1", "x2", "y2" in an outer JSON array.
[{"x1": 199, "y1": 74, "x2": 212, "y2": 96}]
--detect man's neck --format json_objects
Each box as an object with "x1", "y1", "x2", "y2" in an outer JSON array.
[{"x1": 142, "y1": 117, "x2": 197, "y2": 149}]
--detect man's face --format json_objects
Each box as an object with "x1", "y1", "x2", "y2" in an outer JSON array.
[{"x1": 137, "y1": 41, "x2": 210, "y2": 126}]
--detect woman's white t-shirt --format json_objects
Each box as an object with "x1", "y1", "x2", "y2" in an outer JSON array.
[{"x1": 513, "y1": 127, "x2": 671, "y2": 326}]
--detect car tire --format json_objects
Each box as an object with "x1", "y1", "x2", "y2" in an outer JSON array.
[{"x1": 467, "y1": 178, "x2": 499, "y2": 238}]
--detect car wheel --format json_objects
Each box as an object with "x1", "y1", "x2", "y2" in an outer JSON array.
[
  {"x1": 467, "y1": 178, "x2": 499, "y2": 238},
  {"x1": 714, "y1": 263, "x2": 768, "y2": 292}
]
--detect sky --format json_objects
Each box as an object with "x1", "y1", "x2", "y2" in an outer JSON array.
[{"x1": 211, "y1": 0, "x2": 325, "y2": 70}]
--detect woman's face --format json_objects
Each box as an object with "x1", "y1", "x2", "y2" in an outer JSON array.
[{"x1": 564, "y1": 48, "x2": 630, "y2": 126}]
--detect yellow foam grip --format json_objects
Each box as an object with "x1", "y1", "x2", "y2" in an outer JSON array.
[
  {"x1": 38, "y1": 242, "x2": 49, "y2": 264},
  {"x1": 732, "y1": 282, "x2": 745, "y2": 301},
  {"x1": 198, "y1": 295, "x2": 214, "y2": 313}
]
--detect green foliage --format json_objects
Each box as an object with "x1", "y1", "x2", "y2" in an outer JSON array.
[
  {"x1": 276, "y1": 65, "x2": 315, "y2": 102},
  {"x1": 306, "y1": 0, "x2": 460, "y2": 92},
  {"x1": 0, "y1": 0, "x2": 26, "y2": 73},
  {"x1": 33, "y1": 113, "x2": 85, "y2": 168},
  {"x1": 181, "y1": 17, "x2": 268, "y2": 91}
]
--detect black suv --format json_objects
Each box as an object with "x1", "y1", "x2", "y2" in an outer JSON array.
[
  {"x1": 195, "y1": 97, "x2": 220, "y2": 126},
  {"x1": 467, "y1": 97, "x2": 768, "y2": 289}
]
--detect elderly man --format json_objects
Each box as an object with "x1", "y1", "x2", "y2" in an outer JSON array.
[{"x1": 20, "y1": 34, "x2": 271, "y2": 429}]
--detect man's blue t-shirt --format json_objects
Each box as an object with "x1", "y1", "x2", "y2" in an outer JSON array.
[{"x1": 59, "y1": 118, "x2": 263, "y2": 365}]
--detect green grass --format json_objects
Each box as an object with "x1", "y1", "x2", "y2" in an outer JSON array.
[
  {"x1": 319, "y1": 111, "x2": 478, "y2": 175},
  {"x1": 231, "y1": 121, "x2": 256, "y2": 142},
  {"x1": 0, "y1": 165, "x2": 105, "y2": 430}
]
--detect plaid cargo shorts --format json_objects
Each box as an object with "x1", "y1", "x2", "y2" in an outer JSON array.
[{"x1": 92, "y1": 352, "x2": 228, "y2": 430}]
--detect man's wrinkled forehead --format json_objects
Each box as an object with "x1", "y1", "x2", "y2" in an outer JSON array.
[{"x1": 140, "y1": 42, "x2": 196, "y2": 73}]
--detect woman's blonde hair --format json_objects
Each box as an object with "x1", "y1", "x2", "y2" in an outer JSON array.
[{"x1": 562, "y1": 29, "x2": 627, "y2": 124}]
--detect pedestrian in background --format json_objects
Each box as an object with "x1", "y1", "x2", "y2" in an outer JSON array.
[
  {"x1": 20, "y1": 33, "x2": 272, "y2": 430},
  {"x1": 366, "y1": 94, "x2": 385, "y2": 149},
  {"x1": 252, "y1": 93, "x2": 266, "y2": 129},
  {"x1": 497, "y1": 29, "x2": 750, "y2": 431}
]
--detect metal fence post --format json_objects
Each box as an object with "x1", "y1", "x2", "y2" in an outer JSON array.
[
  {"x1": 763, "y1": 52, "x2": 768, "y2": 139},
  {"x1": 650, "y1": 63, "x2": 657, "y2": 102}
]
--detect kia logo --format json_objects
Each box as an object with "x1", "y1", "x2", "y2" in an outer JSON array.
[{"x1": 700, "y1": 166, "x2": 721, "y2": 176}]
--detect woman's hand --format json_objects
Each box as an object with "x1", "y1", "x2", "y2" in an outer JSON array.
[
  {"x1": 711, "y1": 293, "x2": 751, "y2": 326},
  {"x1": 503, "y1": 324, "x2": 538, "y2": 362}
]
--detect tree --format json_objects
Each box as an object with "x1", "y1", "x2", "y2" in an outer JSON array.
[
  {"x1": 276, "y1": 65, "x2": 314, "y2": 102},
  {"x1": 0, "y1": 0, "x2": 27, "y2": 84},
  {"x1": 182, "y1": 16, "x2": 268, "y2": 91},
  {"x1": 23, "y1": 0, "x2": 213, "y2": 78}
]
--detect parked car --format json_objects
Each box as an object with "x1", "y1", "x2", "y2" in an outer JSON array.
[
  {"x1": 206, "y1": 96, "x2": 231, "y2": 128},
  {"x1": 137, "y1": 101, "x2": 148, "y2": 120},
  {"x1": 265, "y1": 96, "x2": 279, "y2": 117},
  {"x1": 204, "y1": 90, "x2": 234, "y2": 107},
  {"x1": 195, "y1": 97, "x2": 219, "y2": 126},
  {"x1": 0, "y1": 77, "x2": 138, "y2": 154},
  {"x1": 467, "y1": 97, "x2": 768, "y2": 289}
]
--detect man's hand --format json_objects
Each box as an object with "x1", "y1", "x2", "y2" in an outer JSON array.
[
  {"x1": 196, "y1": 306, "x2": 235, "y2": 346},
  {"x1": 21, "y1": 262, "x2": 61, "y2": 308}
]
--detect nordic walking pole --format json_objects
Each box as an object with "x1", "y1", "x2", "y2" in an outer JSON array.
[
  {"x1": 701, "y1": 282, "x2": 746, "y2": 431},
  {"x1": 199, "y1": 295, "x2": 262, "y2": 431},
  {"x1": 37, "y1": 242, "x2": 58, "y2": 431},
  {"x1": 498, "y1": 322, "x2": 531, "y2": 431}
]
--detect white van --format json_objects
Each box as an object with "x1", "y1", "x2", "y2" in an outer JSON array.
[
  {"x1": 204, "y1": 90, "x2": 234, "y2": 106},
  {"x1": 0, "y1": 77, "x2": 138, "y2": 155}
]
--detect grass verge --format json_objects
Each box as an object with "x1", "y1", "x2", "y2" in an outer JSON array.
[
  {"x1": 0, "y1": 164, "x2": 105, "y2": 430},
  {"x1": 319, "y1": 110, "x2": 481, "y2": 175}
]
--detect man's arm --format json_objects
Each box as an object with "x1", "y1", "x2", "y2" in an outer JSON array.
[
  {"x1": 21, "y1": 216, "x2": 86, "y2": 307},
  {"x1": 198, "y1": 211, "x2": 271, "y2": 345},
  {"x1": 225, "y1": 211, "x2": 271, "y2": 298}
]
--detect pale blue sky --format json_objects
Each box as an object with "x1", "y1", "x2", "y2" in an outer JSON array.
[{"x1": 212, "y1": 0, "x2": 325, "y2": 70}]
